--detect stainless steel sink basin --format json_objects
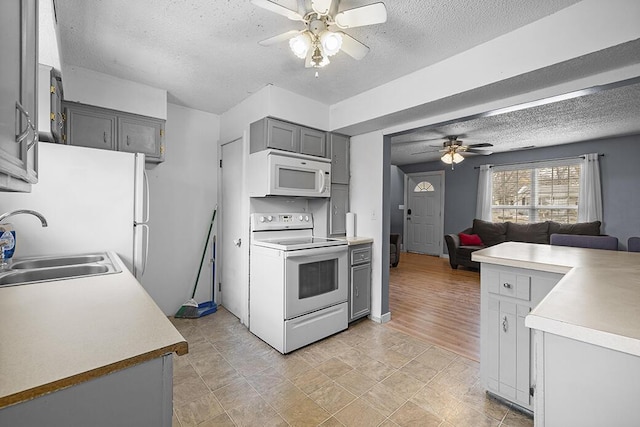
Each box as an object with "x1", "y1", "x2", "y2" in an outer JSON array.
[
  {"x1": 0, "y1": 252, "x2": 121, "y2": 287},
  {"x1": 10, "y1": 254, "x2": 105, "y2": 270}
]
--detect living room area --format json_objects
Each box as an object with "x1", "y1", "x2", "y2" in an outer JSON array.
[{"x1": 385, "y1": 77, "x2": 640, "y2": 363}]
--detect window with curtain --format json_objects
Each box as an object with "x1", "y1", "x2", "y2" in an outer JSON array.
[{"x1": 491, "y1": 161, "x2": 581, "y2": 224}]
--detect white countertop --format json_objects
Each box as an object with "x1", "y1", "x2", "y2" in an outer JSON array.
[
  {"x1": 0, "y1": 253, "x2": 187, "y2": 409},
  {"x1": 338, "y1": 236, "x2": 374, "y2": 246},
  {"x1": 472, "y1": 242, "x2": 640, "y2": 357}
]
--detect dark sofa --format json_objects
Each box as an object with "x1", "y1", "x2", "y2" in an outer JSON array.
[{"x1": 444, "y1": 219, "x2": 602, "y2": 270}]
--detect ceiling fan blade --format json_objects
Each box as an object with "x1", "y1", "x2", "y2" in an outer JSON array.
[
  {"x1": 466, "y1": 142, "x2": 493, "y2": 148},
  {"x1": 465, "y1": 148, "x2": 493, "y2": 155},
  {"x1": 312, "y1": 0, "x2": 333, "y2": 15},
  {"x1": 338, "y1": 32, "x2": 369, "y2": 60},
  {"x1": 250, "y1": 0, "x2": 304, "y2": 21},
  {"x1": 258, "y1": 30, "x2": 301, "y2": 46},
  {"x1": 334, "y1": 2, "x2": 387, "y2": 29}
]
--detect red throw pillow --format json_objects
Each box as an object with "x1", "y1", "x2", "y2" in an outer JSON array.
[{"x1": 459, "y1": 233, "x2": 484, "y2": 246}]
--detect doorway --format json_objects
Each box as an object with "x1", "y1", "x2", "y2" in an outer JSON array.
[{"x1": 405, "y1": 171, "x2": 444, "y2": 256}]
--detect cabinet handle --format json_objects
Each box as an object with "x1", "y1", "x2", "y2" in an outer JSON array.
[
  {"x1": 15, "y1": 101, "x2": 37, "y2": 149},
  {"x1": 103, "y1": 131, "x2": 107, "y2": 143},
  {"x1": 502, "y1": 316, "x2": 509, "y2": 332},
  {"x1": 127, "y1": 135, "x2": 130, "y2": 146},
  {"x1": 355, "y1": 285, "x2": 359, "y2": 297},
  {"x1": 503, "y1": 282, "x2": 512, "y2": 289}
]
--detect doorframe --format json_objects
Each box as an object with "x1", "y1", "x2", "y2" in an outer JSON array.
[{"x1": 403, "y1": 170, "x2": 445, "y2": 256}]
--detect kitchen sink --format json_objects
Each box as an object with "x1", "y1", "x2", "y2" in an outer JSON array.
[
  {"x1": 0, "y1": 252, "x2": 121, "y2": 287},
  {"x1": 10, "y1": 254, "x2": 106, "y2": 270}
]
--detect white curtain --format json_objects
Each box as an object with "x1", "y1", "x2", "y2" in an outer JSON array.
[
  {"x1": 578, "y1": 153, "x2": 603, "y2": 222},
  {"x1": 476, "y1": 164, "x2": 493, "y2": 220}
]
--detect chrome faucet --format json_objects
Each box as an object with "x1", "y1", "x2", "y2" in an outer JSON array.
[
  {"x1": 0, "y1": 210, "x2": 48, "y2": 270},
  {"x1": 0, "y1": 209, "x2": 48, "y2": 227}
]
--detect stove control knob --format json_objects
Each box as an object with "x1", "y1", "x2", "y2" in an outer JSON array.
[
  {"x1": 305, "y1": 215, "x2": 310, "y2": 222},
  {"x1": 298, "y1": 215, "x2": 304, "y2": 221},
  {"x1": 267, "y1": 216, "x2": 273, "y2": 222},
  {"x1": 259, "y1": 216, "x2": 266, "y2": 223}
]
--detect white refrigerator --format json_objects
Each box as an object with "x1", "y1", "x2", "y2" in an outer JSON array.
[{"x1": 0, "y1": 143, "x2": 149, "y2": 278}]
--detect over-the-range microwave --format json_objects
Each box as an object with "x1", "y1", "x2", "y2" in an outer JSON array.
[{"x1": 248, "y1": 150, "x2": 331, "y2": 198}]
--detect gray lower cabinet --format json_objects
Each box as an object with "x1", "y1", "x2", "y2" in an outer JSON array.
[
  {"x1": 480, "y1": 264, "x2": 563, "y2": 411},
  {"x1": 330, "y1": 184, "x2": 349, "y2": 236},
  {"x1": 349, "y1": 243, "x2": 371, "y2": 322},
  {"x1": 250, "y1": 117, "x2": 327, "y2": 158},
  {"x1": 0, "y1": 355, "x2": 174, "y2": 427},
  {"x1": 0, "y1": 0, "x2": 38, "y2": 192},
  {"x1": 62, "y1": 101, "x2": 165, "y2": 162},
  {"x1": 329, "y1": 133, "x2": 349, "y2": 184}
]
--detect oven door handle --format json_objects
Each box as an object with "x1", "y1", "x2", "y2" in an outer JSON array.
[{"x1": 284, "y1": 245, "x2": 347, "y2": 259}]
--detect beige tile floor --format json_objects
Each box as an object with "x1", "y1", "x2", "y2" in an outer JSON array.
[{"x1": 170, "y1": 308, "x2": 533, "y2": 427}]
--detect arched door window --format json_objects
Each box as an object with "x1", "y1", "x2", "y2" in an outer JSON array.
[{"x1": 414, "y1": 181, "x2": 434, "y2": 192}]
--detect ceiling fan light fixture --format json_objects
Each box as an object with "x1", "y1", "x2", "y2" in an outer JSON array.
[
  {"x1": 310, "y1": 45, "x2": 330, "y2": 67},
  {"x1": 440, "y1": 153, "x2": 453, "y2": 164},
  {"x1": 289, "y1": 33, "x2": 311, "y2": 59},
  {"x1": 453, "y1": 152, "x2": 464, "y2": 163},
  {"x1": 320, "y1": 31, "x2": 342, "y2": 56}
]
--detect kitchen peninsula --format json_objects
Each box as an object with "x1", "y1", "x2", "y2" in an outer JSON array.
[
  {"x1": 473, "y1": 242, "x2": 640, "y2": 427},
  {"x1": 0, "y1": 252, "x2": 187, "y2": 427}
]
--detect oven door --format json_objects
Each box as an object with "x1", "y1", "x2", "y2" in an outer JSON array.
[{"x1": 284, "y1": 245, "x2": 348, "y2": 319}]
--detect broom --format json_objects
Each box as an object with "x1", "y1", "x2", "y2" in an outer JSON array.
[{"x1": 175, "y1": 209, "x2": 216, "y2": 318}]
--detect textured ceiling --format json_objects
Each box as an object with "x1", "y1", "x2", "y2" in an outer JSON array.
[
  {"x1": 54, "y1": 0, "x2": 581, "y2": 115},
  {"x1": 389, "y1": 80, "x2": 640, "y2": 165}
]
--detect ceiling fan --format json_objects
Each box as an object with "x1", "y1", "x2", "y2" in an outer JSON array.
[
  {"x1": 251, "y1": 0, "x2": 387, "y2": 70},
  {"x1": 412, "y1": 136, "x2": 493, "y2": 169}
]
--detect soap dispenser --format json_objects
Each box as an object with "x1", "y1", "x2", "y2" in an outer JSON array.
[
  {"x1": 0, "y1": 210, "x2": 48, "y2": 269},
  {"x1": 0, "y1": 223, "x2": 16, "y2": 269}
]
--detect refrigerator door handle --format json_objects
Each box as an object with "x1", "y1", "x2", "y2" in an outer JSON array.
[
  {"x1": 143, "y1": 170, "x2": 150, "y2": 223},
  {"x1": 134, "y1": 222, "x2": 150, "y2": 278}
]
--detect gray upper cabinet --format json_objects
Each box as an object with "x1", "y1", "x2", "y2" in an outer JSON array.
[
  {"x1": 330, "y1": 184, "x2": 349, "y2": 235},
  {"x1": 118, "y1": 115, "x2": 164, "y2": 160},
  {"x1": 250, "y1": 117, "x2": 328, "y2": 158},
  {"x1": 64, "y1": 103, "x2": 116, "y2": 150},
  {"x1": 0, "y1": 0, "x2": 38, "y2": 192},
  {"x1": 329, "y1": 133, "x2": 349, "y2": 184},
  {"x1": 62, "y1": 101, "x2": 165, "y2": 163},
  {"x1": 300, "y1": 128, "x2": 326, "y2": 157},
  {"x1": 38, "y1": 65, "x2": 63, "y2": 144}
]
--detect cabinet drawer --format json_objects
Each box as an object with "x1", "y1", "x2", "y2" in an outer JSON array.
[
  {"x1": 497, "y1": 272, "x2": 531, "y2": 301},
  {"x1": 350, "y1": 246, "x2": 371, "y2": 265}
]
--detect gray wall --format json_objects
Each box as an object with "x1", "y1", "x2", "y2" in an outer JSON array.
[
  {"x1": 389, "y1": 165, "x2": 405, "y2": 236},
  {"x1": 399, "y1": 134, "x2": 640, "y2": 251}
]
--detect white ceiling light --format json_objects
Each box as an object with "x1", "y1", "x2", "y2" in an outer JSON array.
[
  {"x1": 289, "y1": 33, "x2": 311, "y2": 58},
  {"x1": 320, "y1": 31, "x2": 342, "y2": 56},
  {"x1": 253, "y1": 0, "x2": 387, "y2": 70}
]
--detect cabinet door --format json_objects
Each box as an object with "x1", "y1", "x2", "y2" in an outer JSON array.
[
  {"x1": 350, "y1": 262, "x2": 371, "y2": 321},
  {"x1": 266, "y1": 118, "x2": 299, "y2": 152},
  {"x1": 0, "y1": 0, "x2": 38, "y2": 189},
  {"x1": 118, "y1": 115, "x2": 164, "y2": 162},
  {"x1": 300, "y1": 128, "x2": 326, "y2": 157},
  {"x1": 329, "y1": 133, "x2": 349, "y2": 184},
  {"x1": 330, "y1": 184, "x2": 349, "y2": 235},
  {"x1": 65, "y1": 103, "x2": 116, "y2": 150}
]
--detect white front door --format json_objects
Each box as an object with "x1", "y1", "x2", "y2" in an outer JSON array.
[
  {"x1": 220, "y1": 138, "x2": 244, "y2": 319},
  {"x1": 406, "y1": 172, "x2": 444, "y2": 255}
]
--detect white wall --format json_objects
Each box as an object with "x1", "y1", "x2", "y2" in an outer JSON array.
[
  {"x1": 349, "y1": 131, "x2": 388, "y2": 322},
  {"x1": 62, "y1": 65, "x2": 167, "y2": 119},
  {"x1": 142, "y1": 103, "x2": 219, "y2": 314}
]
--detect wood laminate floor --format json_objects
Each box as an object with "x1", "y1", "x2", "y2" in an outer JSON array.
[{"x1": 387, "y1": 252, "x2": 481, "y2": 361}]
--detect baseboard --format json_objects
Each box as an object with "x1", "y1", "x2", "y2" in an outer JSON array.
[
  {"x1": 370, "y1": 311, "x2": 391, "y2": 323},
  {"x1": 441, "y1": 253, "x2": 450, "y2": 259}
]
